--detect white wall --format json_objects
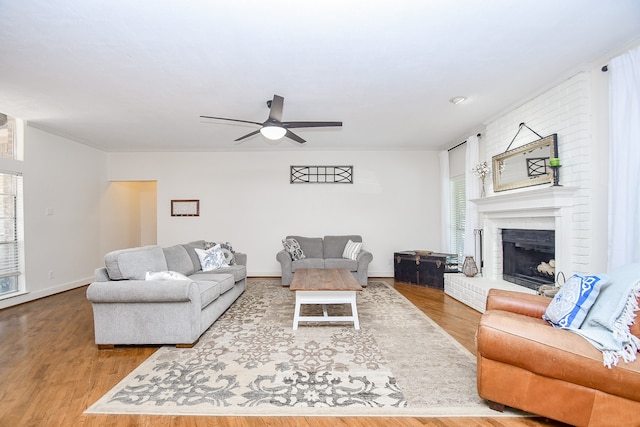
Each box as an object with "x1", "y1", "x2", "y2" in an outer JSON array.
[
  {"x1": 107, "y1": 150, "x2": 442, "y2": 277},
  {"x1": 138, "y1": 181, "x2": 158, "y2": 246},
  {"x1": 0, "y1": 125, "x2": 108, "y2": 310}
]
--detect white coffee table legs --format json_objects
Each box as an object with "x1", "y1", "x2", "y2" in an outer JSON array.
[{"x1": 293, "y1": 290, "x2": 360, "y2": 330}]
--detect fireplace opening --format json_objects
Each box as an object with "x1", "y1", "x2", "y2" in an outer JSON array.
[{"x1": 502, "y1": 229, "x2": 555, "y2": 291}]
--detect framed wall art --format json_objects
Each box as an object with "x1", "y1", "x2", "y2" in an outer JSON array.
[{"x1": 171, "y1": 199, "x2": 200, "y2": 216}]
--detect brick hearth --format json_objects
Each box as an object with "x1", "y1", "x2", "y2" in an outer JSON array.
[{"x1": 444, "y1": 273, "x2": 536, "y2": 313}]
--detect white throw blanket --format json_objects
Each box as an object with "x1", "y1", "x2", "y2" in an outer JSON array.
[{"x1": 567, "y1": 263, "x2": 640, "y2": 368}]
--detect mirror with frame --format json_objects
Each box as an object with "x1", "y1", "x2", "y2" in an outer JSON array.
[{"x1": 492, "y1": 134, "x2": 558, "y2": 192}]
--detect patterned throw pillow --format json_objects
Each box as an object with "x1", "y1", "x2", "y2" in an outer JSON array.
[
  {"x1": 543, "y1": 274, "x2": 610, "y2": 328},
  {"x1": 342, "y1": 239, "x2": 363, "y2": 261},
  {"x1": 220, "y1": 247, "x2": 235, "y2": 265},
  {"x1": 282, "y1": 238, "x2": 305, "y2": 261},
  {"x1": 204, "y1": 241, "x2": 236, "y2": 265},
  {"x1": 145, "y1": 270, "x2": 191, "y2": 281},
  {"x1": 195, "y1": 245, "x2": 230, "y2": 272}
]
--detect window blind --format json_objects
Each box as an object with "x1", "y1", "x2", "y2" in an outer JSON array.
[
  {"x1": 0, "y1": 172, "x2": 22, "y2": 295},
  {"x1": 450, "y1": 174, "x2": 466, "y2": 265}
]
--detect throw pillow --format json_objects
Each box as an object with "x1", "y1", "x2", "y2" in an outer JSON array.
[
  {"x1": 342, "y1": 239, "x2": 363, "y2": 261},
  {"x1": 220, "y1": 247, "x2": 235, "y2": 265},
  {"x1": 195, "y1": 245, "x2": 230, "y2": 272},
  {"x1": 282, "y1": 238, "x2": 305, "y2": 261},
  {"x1": 145, "y1": 270, "x2": 191, "y2": 281},
  {"x1": 204, "y1": 241, "x2": 236, "y2": 265},
  {"x1": 543, "y1": 274, "x2": 610, "y2": 329}
]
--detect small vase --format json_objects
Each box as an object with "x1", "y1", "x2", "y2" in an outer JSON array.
[
  {"x1": 462, "y1": 256, "x2": 478, "y2": 277},
  {"x1": 480, "y1": 178, "x2": 486, "y2": 198}
]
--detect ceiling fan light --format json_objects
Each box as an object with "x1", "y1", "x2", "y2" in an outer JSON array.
[{"x1": 260, "y1": 126, "x2": 287, "y2": 140}]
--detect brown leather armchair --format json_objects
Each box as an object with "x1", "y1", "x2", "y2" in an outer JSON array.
[{"x1": 476, "y1": 289, "x2": 640, "y2": 427}]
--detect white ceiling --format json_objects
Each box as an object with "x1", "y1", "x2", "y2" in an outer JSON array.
[{"x1": 1, "y1": 0, "x2": 639, "y2": 152}]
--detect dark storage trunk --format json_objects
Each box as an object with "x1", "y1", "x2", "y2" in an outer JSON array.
[{"x1": 393, "y1": 251, "x2": 452, "y2": 289}]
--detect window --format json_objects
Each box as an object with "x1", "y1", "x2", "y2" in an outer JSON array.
[
  {"x1": 450, "y1": 174, "x2": 466, "y2": 265},
  {"x1": 0, "y1": 173, "x2": 22, "y2": 296},
  {"x1": 0, "y1": 112, "x2": 23, "y2": 298}
]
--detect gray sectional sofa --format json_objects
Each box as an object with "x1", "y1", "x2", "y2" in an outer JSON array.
[
  {"x1": 86, "y1": 240, "x2": 246, "y2": 348},
  {"x1": 276, "y1": 235, "x2": 373, "y2": 286}
]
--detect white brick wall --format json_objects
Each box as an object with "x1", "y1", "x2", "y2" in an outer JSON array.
[{"x1": 482, "y1": 72, "x2": 593, "y2": 275}]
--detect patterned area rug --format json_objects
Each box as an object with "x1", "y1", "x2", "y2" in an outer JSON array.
[{"x1": 86, "y1": 279, "x2": 519, "y2": 417}]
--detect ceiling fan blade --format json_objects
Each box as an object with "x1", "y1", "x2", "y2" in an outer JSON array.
[
  {"x1": 200, "y1": 115, "x2": 263, "y2": 126},
  {"x1": 268, "y1": 95, "x2": 284, "y2": 122},
  {"x1": 202, "y1": 96, "x2": 341, "y2": 146},
  {"x1": 234, "y1": 129, "x2": 261, "y2": 142},
  {"x1": 285, "y1": 129, "x2": 306, "y2": 144},
  {"x1": 281, "y1": 121, "x2": 342, "y2": 129}
]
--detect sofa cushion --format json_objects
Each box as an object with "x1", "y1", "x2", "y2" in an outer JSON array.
[
  {"x1": 291, "y1": 258, "x2": 325, "y2": 271},
  {"x1": 105, "y1": 245, "x2": 168, "y2": 280},
  {"x1": 205, "y1": 264, "x2": 246, "y2": 283},
  {"x1": 190, "y1": 273, "x2": 235, "y2": 295},
  {"x1": 195, "y1": 280, "x2": 221, "y2": 309},
  {"x1": 543, "y1": 274, "x2": 609, "y2": 328},
  {"x1": 324, "y1": 235, "x2": 362, "y2": 259},
  {"x1": 282, "y1": 238, "x2": 305, "y2": 260},
  {"x1": 163, "y1": 245, "x2": 196, "y2": 276},
  {"x1": 288, "y1": 236, "x2": 324, "y2": 259},
  {"x1": 182, "y1": 240, "x2": 207, "y2": 272},
  {"x1": 324, "y1": 258, "x2": 358, "y2": 271}
]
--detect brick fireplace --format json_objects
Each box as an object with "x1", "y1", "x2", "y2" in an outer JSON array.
[{"x1": 444, "y1": 186, "x2": 577, "y2": 312}]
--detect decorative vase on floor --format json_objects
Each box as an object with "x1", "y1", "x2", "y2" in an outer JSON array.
[{"x1": 462, "y1": 256, "x2": 478, "y2": 277}]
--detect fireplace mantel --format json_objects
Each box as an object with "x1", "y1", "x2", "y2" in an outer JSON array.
[
  {"x1": 471, "y1": 186, "x2": 578, "y2": 282},
  {"x1": 472, "y1": 186, "x2": 578, "y2": 214}
]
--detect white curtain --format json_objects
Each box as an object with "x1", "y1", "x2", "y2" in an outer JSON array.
[
  {"x1": 464, "y1": 134, "x2": 479, "y2": 257},
  {"x1": 439, "y1": 150, "x2": 451, "y2": 252},
  {"x1": 608, "y1": 47, "x2": 640, "y2": 270}
]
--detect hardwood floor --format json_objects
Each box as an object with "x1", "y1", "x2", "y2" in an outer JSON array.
[{"x1": 0, "y1": 278, "x2": 567, "y2": 427}]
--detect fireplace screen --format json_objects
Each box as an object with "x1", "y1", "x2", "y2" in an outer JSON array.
[{"x1": 502, "y1": 229, "x2": 555, "y2": 291}]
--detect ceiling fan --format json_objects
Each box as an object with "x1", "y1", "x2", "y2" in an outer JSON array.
[{"x1": 200, "y1": 94, "x2": 342, "y2": 144}]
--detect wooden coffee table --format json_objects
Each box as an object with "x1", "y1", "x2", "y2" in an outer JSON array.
[{"x1": 290, "y1": 268, "x2": 363, "y2": 330}]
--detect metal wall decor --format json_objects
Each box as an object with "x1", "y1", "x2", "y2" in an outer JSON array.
[
  {"x1": 290, "y1": 165, "x2": 353, "y2": 184},
  {"x1": 171, "y1": 199, "x2": 200, "y2": 216}
]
